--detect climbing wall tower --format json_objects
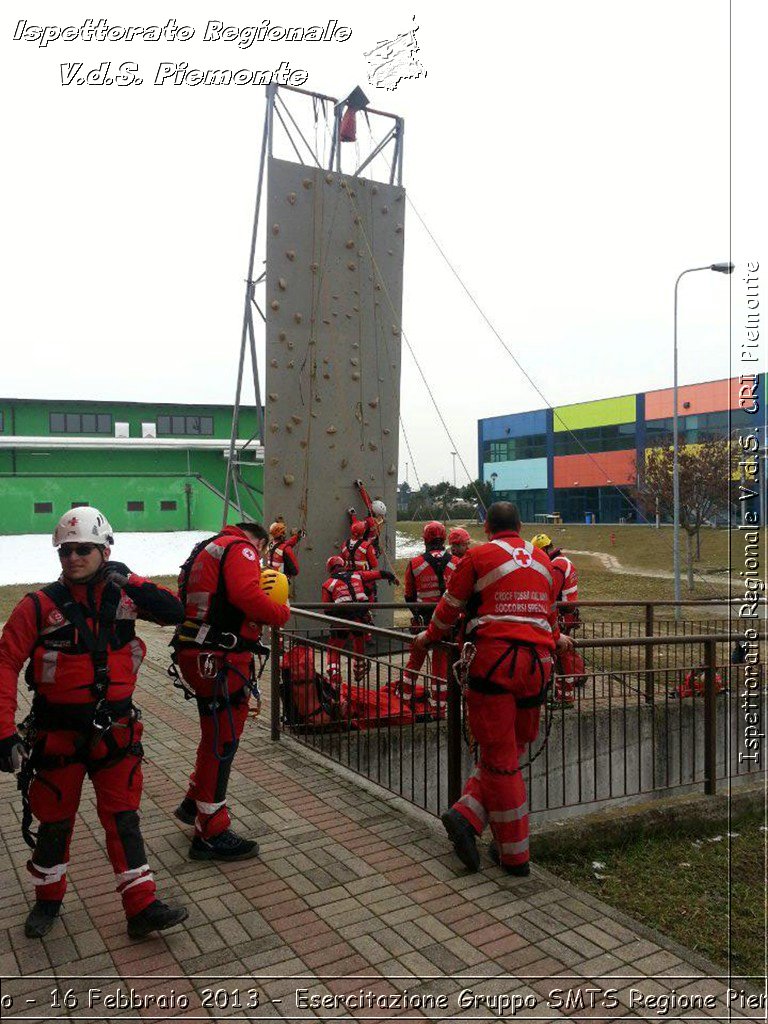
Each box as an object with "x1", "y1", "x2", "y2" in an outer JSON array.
[{"x1": 262, "y1": 90, "x2": 405, "y2": 607}]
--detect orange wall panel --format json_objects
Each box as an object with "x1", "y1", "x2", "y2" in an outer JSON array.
[
  {"x1": 553, "y1": 450, "x2": 636, "y2": 489},
  {"x1": 644, "y1": 378, "x2": 740, "y2": 420}
]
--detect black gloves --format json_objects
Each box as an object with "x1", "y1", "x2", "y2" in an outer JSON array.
[
  {"x1": 0, "y1": 733, "x2": 25, "y2": 773},
  {"x1": 103, "y1": 561, "x2": 132, "y2": 588},
  {"x1": 381, "y1": 571, "x2": 398, "y2": 584}
]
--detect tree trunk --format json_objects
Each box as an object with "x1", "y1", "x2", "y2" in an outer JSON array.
[
  {"x1": 686, "y1": 529, "x2": 695, "y2": 591},
  {"x1": 695, "y1": 525, "x2": 701, "y2": 561}
]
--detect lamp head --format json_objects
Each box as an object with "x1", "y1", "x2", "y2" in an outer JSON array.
[{"x1": 710, "y1": 262, "x2": 735, "y2": 274}]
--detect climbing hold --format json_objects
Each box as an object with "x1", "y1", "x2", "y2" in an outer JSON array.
[
  {"x1": 322, "y1": 318, "x2": 330, "y2": 325},
  {"x1": 374, "y1": 284, "x2": 381, "y2": 291},
  {"x1": 272, "y1": 224, "x2": 280, "y2": 235},
  {"x1": 302, "y1": 178, "x2": 312, "y2": 189},
  {"x1": 381, "y1": 206, "x2": 389, "y2": 215},
  {"x1": 283, "y1": 474, "x2": 295, "y2": 485},
  {"x1": 270, "y1": 300, "x2": 280, "y2": 311},
  {"x1": 341, "y1": 458, "x2": 349, "y2": 469},
  {"x1": 350, "y1": 358, "x2": 359, "y2": 366},
  {"x1": 323, "y1": 372, "x2": 330, "y2": 380},
  {"x1": 345, "y1": 314, "x2": 352, "y2": 320},
  {"x1": 270, "y1": 359, "x2": 278, "y2": 368},
  {"x1": 351, "y1": 371, "x2": 361, "y2": 381},
  {"x1": 387, "y1": 464, "x2": 396, "y2": 476},
  {"x1": 287, "y1": 342, "x2": 294, "y2": 350},
  {"x1": 347, "y1": 262, "x2": 356, "y2": 271},
  {"x1": 396, "y1": 192, "x2": 403, "y2": 201},
  {"x1": 294, "y1": 313, "x2": 303, "y2": 323},
  {"x1": 300, "y1": 440, "x2": 308, "y2": 448},
  {"x1": 383, "y1": 428, "x2": 391, "y2": 435},
  {"x1": 269, "y1": 457, "x2": 279, "y2": 466},
  {"x1": 287, "y1": 192, "x2": 297, "y2": 205},
  {"x1": 268, "y1": 393, "x2": 278, "y2": 401},
  {"x1": 329, "y1": 443, "x2": 336, "y2": 449},
  {"x1": 352, "y1": 342, "x2": 360, "y2": 349},
  {"x1": 371, "y1": 185, "x2": 379, "y2": 195},
  {"x1": 368, "y1": 398, "x2": 379, "y2": 408},
  {"x1": 354, "y1": 215, "x2": 362, "y2": 225},
  {"x1": 287, "y1": 360, "x2": 295, "y2": 368},
  {"x1": 278, "y1": 331, "x2": 287, "y2": 341},
  {"x1": 286, "y1": 250, "x2": 295, "y2": 261},
  {"x1": 340, "y1": 180, "x2": 348, "y2": 190},
  {"x1": 270, "y1": 424, "x2": 279, "y2": 433},
  {"x1": 345, "y1": 240, "x2": 355, "y2": 249},
  {"x1": 349, "y1": 189, "x2": 356, "y2": 198},
  {"x1": 392, "y1": 326, "x2": 400, "y2": 336},
  {"x1": 325, "y1": 173, "x2": 333, "y2": 184},
  {"x1": 285, "y1": 424, "x2": 293, "y2": 433},
  {"x1": 352, "y1": 306, "x2": 359, "y2": 312},
  {"x1": 291, "y1": 414, "x2": 302, "y2": 425},
  {"x1": 326, "y1": 425, "x2": 337, "y2": 434},
  {"x1": 387, "y1": 249, "x2": 394, "y2": 256},
  {"x1": 396, "y1": 225, "x2": 403, "y2": 234},
  {"x1": 278, "y1": 278, "x2": 287, "y2": 291}
]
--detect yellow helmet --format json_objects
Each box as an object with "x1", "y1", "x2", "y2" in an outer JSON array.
[
  {"x1": 269, "y1": 520, "x2": 287, "y2": 540},
  {"x1": 259, "y1": 568, "x2": 290, "y2": 606},
  {"x1": 531, "y1": 533, "x2": 552, "y2": 550}
]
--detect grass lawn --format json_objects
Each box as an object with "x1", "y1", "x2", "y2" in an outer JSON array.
[{"x1": 537, "y1": 808, "x2": 766, "y2": 978}]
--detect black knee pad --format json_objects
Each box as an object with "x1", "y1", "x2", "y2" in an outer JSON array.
[
  {"x1": 213, "y1": 739, "x2": 239, "y2": 802},
  {"x1": 113, "y1": 809, "x2": 148, "y2": 868},
  {"x1": 35, "y1": 818, "x2": 74, "y2": 866}
]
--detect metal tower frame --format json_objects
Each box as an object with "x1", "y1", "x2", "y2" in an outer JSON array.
[{"x1": 222, "y1": 83, "x2": 405, "y2": 525}]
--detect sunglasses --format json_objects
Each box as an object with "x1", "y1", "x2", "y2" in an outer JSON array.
[{"x1": 58, "y1": 544, "x2": 100, "y2": 558}]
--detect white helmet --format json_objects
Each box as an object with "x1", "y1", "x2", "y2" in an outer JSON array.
[
  {"x1": 371, "y1": 499, "x2": 387, "y2": 519},
  {"x1": 52, "y1": 507, "x2": 114, "y2": 547}
]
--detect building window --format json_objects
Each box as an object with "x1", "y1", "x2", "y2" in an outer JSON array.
[
  {"x1": 0, "y1": 411, "x2": 4, "y2": 432},
  {"x1": 34, "y1": 502, "x2": 53, "y2": 514},
  {"x1": 71, "y1": 501, "x2": 89, "y2": 508},
  {"x1": 157, "y1": 414, "x2": 215, "y2": 436},
  {"x1": 160, "y1": 500, "x2": 177, "y2": 511},
  {"x1": 554, "y1": 423, "x2": 636, "y2": 456},
  {"x1": 49, "y1": 412, "x2": 113, "y2": 435},
  {"x1": 127, "y1": 501, "x2": 144, "y2": 512},
  {"x1": 483, "y1": 434, "x2": 547, "y2": 463}
]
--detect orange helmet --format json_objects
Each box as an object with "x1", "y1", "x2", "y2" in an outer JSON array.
[
  {"x1": 448, "y1": 527, "x2": 471, "y2": 546},
  {"x1": 350, "y1": 520, "x2": 367, "y2": 540},
  {"x1": 326, "y1": 555, "x2": 345, "y2": 573},
  {"x1": 423, "y1": 521, "x2": 446, "y2": 544},
  {"x1": 269, "y1": 520, "x2": 287, "y2": 540}
]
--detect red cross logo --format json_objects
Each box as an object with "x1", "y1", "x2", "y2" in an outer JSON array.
[
  {"x1": 68, "y1": 517, "x2": 79, "y2": 526},
  {"x1": 513, "y1": 548, "x2": 531, "y2": 567}
]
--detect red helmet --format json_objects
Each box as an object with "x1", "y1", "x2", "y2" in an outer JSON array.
[
  {"x1": 326, "y1": 555, "x2": 345, "y2": 573},
  {"x1": 423, "y1": 521, "x2": 446, "y2": 544},
  {"x1": 350, "y1": 520, "x2": 367, "y2": 540},
  {"x1": 448, "y1": 527, "x2": 471, "y2": 546}
]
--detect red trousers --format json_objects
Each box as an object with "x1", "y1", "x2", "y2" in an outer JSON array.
[
  {"x1": 327, "y1": 630, "x2": 368, "y2": 683},
  {"x1": 452, "y1": 644, "x2": 551, "y2": 869},
  {"x1": 404, "y1": 644, "x2": 448, "y2": 703},
  {"x1": 177, "y1": 650, "x2": 252, "y2": 840},
  {"x1": 27, "y1": 717, "x2": 156, "y2": 918}
]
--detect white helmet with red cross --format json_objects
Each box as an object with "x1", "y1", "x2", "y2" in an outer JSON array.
[{"x1": 52, "y1": 507, "x2": 114, "y2": 547}]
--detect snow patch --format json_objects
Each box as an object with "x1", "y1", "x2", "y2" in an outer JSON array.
[{"x1": 0, "y1": 532, "x2": 212, "y2": 585}]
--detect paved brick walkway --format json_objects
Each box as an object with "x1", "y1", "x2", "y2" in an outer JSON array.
[{"x1": 0, "y1": 626, "x2": 750, "y2": 1022}]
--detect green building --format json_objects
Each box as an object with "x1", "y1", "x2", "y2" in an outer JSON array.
[{"x1": 0, "y1": 398, "x2": 263, "y2": 535}]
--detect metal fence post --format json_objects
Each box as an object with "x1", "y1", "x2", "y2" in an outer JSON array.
[
  {"x1": 644, "y1": 604, "x2": 655, "y2": 703},
  {"x1": 703, "y1": 638, "x2": 717, "y2": 795},
  {"x1": 270, "y1": 627, "x2": 281, "y2": 742},
  {"x1": 446, "y1": 645, "x2": 463, "y2": 807}
]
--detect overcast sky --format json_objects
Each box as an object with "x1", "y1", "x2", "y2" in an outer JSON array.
[{"x1": 3, "y1": 0, "x2": 765, "y2": 485}]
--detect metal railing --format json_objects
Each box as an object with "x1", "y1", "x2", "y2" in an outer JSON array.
[{"x1": 270, "y1": 606, "x2": 764, "y2": 822}]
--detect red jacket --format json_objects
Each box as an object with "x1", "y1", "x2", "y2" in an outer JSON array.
[
  {"x1": 266, "y1": 534, "x2": 300, "y2": 577},
  {"x1": 550, "y1": 552, "x2": 578, "y2": 603},
  {"x1": 424, "y1": 531, "x2": 559, "y2": 652},
  {"x1": 0, "y1": 572, "x2": 183, "y2": 738},
  {"x1": 179, "y1": 526, "x2": 291, "y2": 644},
  {"x1": 321, "y1": 568, "x2": 383, "y2": 606},
  {"x1": 340, "y1": 536, "x2": 378, "y2": 573},
  {"x1": 404, "y1": 548, "x2": 455, "y2": 605}
]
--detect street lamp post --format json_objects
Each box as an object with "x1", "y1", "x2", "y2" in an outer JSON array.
[{"x1": 673, "y1": 262, "x2": 734, "y2": 618}]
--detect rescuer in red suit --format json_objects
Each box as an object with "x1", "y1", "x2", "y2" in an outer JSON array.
[
  {"x1": 172, "y1": 522, "x2": 291, "y2": 861},
  {"x1": 448, "y1": 526, "x2": 472, "y2": 563},
  {"x1": 266, "y1": 519, "x2": 303, "y2": 579},
  {"x1": 532, "y1": 533, "x2": 581, "y2": 703},
  {"x1": 321, "y1": 555, "x2": 397, "y2": 684},
  {"x1": 401, "y1": 521, "x2": 455, "y2": 700},
  {"x1": 411, "y1": 502, "x2": 573, "y2": 876},
  {"x1": 0, "y1": 508, "x2": 188, "y2": 940}
]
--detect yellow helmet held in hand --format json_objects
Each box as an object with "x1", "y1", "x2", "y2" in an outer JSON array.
[
  {"x1": 259, "y1": 568, "x2": 290, "y2": 606},
  {"x1": 531, "y1": 533, "x2": 552, "y2": 550}
]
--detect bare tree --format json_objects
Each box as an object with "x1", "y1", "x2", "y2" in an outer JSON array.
[{"x1": 637, "y1": 437, "x2": 736, "y2": 590}]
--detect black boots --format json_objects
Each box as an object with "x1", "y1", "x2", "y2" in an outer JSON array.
[
  {"x1": 127, "y1": 900, "x2": 189, "y2": 939},
  {"x1": 174, "y1": 797, "x2": 196, "y2": 825},
  {"x1": 189, "y1": 829, "x2": 259, "y2": 861},
  {"x1": 24, "y1": 900, "x2": 62, "y2": 939},
  {"x1": 489, "y1": 841, "x2": 531, "y2": 876},
  {"x1": 441, "y1": 809, "x2": 480, "y2": 872}
]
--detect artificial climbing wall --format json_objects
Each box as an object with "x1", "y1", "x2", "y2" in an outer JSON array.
[{"x1": 264, "y1": 158, "x2": 405, "y2": 610}]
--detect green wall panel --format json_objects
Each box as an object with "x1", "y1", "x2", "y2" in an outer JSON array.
[{"x1": 553, "y1": 394, "x2": 637, "y2": 432}]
